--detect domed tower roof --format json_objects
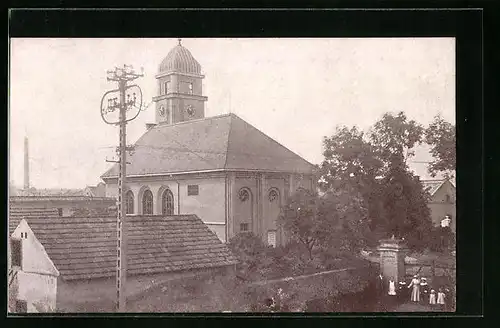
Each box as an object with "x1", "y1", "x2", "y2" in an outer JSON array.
[{"x1": 158, "y1": 40, "x2": 202, "y2": 75}]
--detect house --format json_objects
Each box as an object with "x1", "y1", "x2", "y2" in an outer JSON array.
[
  {"x1": 12, "y1": 134, "x2": 115, "y2": 216},
  {"x1": 84, "y1": 182, "x2": 106, "y2": 197},
  {"x1": 101, "y1": 40, "x2": 315, "y2": 246},
  {"x1": 421, "y1": 178, "x2": 456, "y2": 233},
  {"x1": 8, "y1": 214, "x2": 238, "y2": 313},
  {"x1": 8, "y1": 219, "x2": 59, "y2": 313}
]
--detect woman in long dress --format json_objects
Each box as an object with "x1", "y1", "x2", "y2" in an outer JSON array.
[{"x1": 408, "y1": 275, "x2": 421, "y2": 302}]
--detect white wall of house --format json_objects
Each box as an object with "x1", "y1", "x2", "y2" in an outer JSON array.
[
  {"x1": 10, "y1": 220, "x2": 59, "y2": 313},
  {"x1": 17, "y1": 272, "x2": 58, "y2": 312},
  {"x1": 428, "y1": 181, "x2": 456, "y2": 233}
]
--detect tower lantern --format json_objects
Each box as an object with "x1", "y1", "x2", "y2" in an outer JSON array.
[{"x1": 153, "y1": 40, "x2": 208, "y2": 125}]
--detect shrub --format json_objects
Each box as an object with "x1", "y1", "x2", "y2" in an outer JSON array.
[{"x1": 428, "y1": 226, "x2": 455, "y2": 253}]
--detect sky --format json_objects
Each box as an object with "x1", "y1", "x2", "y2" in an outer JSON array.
[{"x1": 9, "y1": 38, "x2": 455, "y2": 189}]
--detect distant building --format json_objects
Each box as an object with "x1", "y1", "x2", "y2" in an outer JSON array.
[
  {"x1": 101, "y1": 41, "x2": 315, "y2": 245},
  {"x1": 12, "y1": 133, "x2": 115, "y2": 216},
  {"x1": 10, "y1": 194, "x2": 116, "y2": 217},
  {"x1": 421, "y1": 178, "x2": 456, "y2": 233},
  {"x1": 8, "y1": 215, "x2": 238, "y2": 313},
  {"x1": 83, "y1": 182, "x2": 107, "y2": 197}
]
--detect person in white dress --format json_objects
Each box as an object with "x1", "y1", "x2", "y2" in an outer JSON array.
[
  {"x1": 387, "y1": 277, "x2": 397, "y2": 307},
  {"x1": 408, "y1": 275, "x2": 421, "y2": 302},
  {"x1": 388, "y1": 277, "x2": 396, "y2": 296},
  {"x1": 429, "y1": 289, "x2": 437, "y2": 308},
  {"x1": 437, "y1": 288, "x2": 446, "y2": 311}
]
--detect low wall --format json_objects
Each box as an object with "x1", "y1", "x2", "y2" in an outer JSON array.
[
  {"x1": 56, "y1": 266, "x2": 234, "y2": 312},
  {"x1": 244, "y1": 265, "x2": 377, "y2": 311}
]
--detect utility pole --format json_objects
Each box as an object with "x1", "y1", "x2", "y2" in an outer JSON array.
[{"x1": 100, "y1": 64, "x2": 143, "y2": 312}]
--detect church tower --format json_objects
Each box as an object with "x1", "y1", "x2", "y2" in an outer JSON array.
[{"x1": 153, "y1": 39, "x2": 208, "y2": 125}]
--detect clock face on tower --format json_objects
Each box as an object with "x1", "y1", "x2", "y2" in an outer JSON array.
[{"x1": 186, "y1": 105, "x2": 195, "y2": 117}]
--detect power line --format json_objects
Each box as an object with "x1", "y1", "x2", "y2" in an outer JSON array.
[{"x1": 100, "y1": 64, "x2": 144, "y2": 313}]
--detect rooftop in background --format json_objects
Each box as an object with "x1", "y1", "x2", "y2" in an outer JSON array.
[
  {"x1": 13, "y1": 215, "x2": 238, "y2": 281},
  {"x1": 10, "y1": 183, "x2": 108, "y2": 198},
  {"x1": 13, "y1": 188, "x2": 88, "y2": 197},
  {"x1": 421, "y1": 178, "x2": 455, "y2": 196},
  {"x1": 101, "y1": 113, "x2": 315, "y2": 179}
]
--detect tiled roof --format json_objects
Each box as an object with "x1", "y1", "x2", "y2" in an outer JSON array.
[
  {"x1": 159, "y1": 44, "x2": 201, "y2": 75},
  {"x1": 18, "y1": 215, "x2": 238, "y2": 281},
  {"x1": 9, "y1": 207, "x2": 60, "y2": 235},
  {"x1": 15, "y1": 188, "x2": 88, "y2": 197},
  {"x1": 421, "y1": 179, "x2": 455, "y2": 196},
  {"x1": 101, "y1": 114, "x2": 314, "y2": 179}
]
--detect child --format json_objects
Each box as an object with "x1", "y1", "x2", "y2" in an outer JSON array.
[
  {"x1": 437, "y1": 288, "x2": 446, "y2": 311},
  {"x1": 429, "y1": 289, "x2": 437, "y2": 309},
  {"x1": 387, "y1": 277, "x2": 397, "y2": 308}
]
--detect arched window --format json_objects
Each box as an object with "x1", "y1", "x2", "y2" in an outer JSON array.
[
  {"x1": 268, "y1": 189, "x2": 279, "y2": 203},
  {"x1": 142, "y1": 190, "x2": 153, "y2": 215},
  {"x1": 125, "y1": 190, "x2": 134, "y2": 214},
  {"x1": 162, "y1": 189, "x2": 175, "y2": 215}
]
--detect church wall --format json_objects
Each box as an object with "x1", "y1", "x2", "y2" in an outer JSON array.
[
  {"x1": 106, "y1": 178, "x2": 226, "y2": 241},
  {"x1": 231, "y1": 175, "x2": 291, "y2": 246},
  {"x1": 262, "y1": 178, "x2": 285, "y2": 245},
  {"x1": 233, "y1": 177, "x2": 258, "y2": 237},
  {"x1": 178, "y1": 177, "x2": 226, "y2": 237}
]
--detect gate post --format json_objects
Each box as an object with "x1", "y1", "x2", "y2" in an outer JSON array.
[{"x1": 377, "y1": 237, "x2": 408, "y2": 285}]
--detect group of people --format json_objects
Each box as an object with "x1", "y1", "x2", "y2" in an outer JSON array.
[{"x1": 377, "y1": 273, "x2": 448, "y2": 310}]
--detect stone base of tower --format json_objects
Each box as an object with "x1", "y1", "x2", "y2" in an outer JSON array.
[{"x1": 377, "y1": 238, "x2": 408, "y2": 284}]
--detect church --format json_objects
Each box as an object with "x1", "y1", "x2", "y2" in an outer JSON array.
[{"x1": 101, "y1": 40, "x2": 316, "y2": 245}]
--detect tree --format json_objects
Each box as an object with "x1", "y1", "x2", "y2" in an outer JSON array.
[
  {"x1": 369, "y1": 112, "x2": 431, "y2": 244},
  {"x1": 319, "y1": 125, "x2": 384, "y2": 246},
  {"x1": 370, "y1": 111, "x2": 424, "y2": 166},
  {"x1": 425, "y1": 114, "x2": 456, "y2": 178},
  {"x1": 318, "y1": 111, "x2": 432, "y2": 249},
  {"x1": 278, "y1": 188, "x2": 339, "y2": 259}
]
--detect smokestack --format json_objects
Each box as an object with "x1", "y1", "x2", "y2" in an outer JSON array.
[{"x1": 24, "y1": 136, "x2": 29, "y2": 190}]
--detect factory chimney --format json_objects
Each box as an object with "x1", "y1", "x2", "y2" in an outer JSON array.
[{"x1": 24, "y1": 136, "x2": 29, "y2": 190}]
